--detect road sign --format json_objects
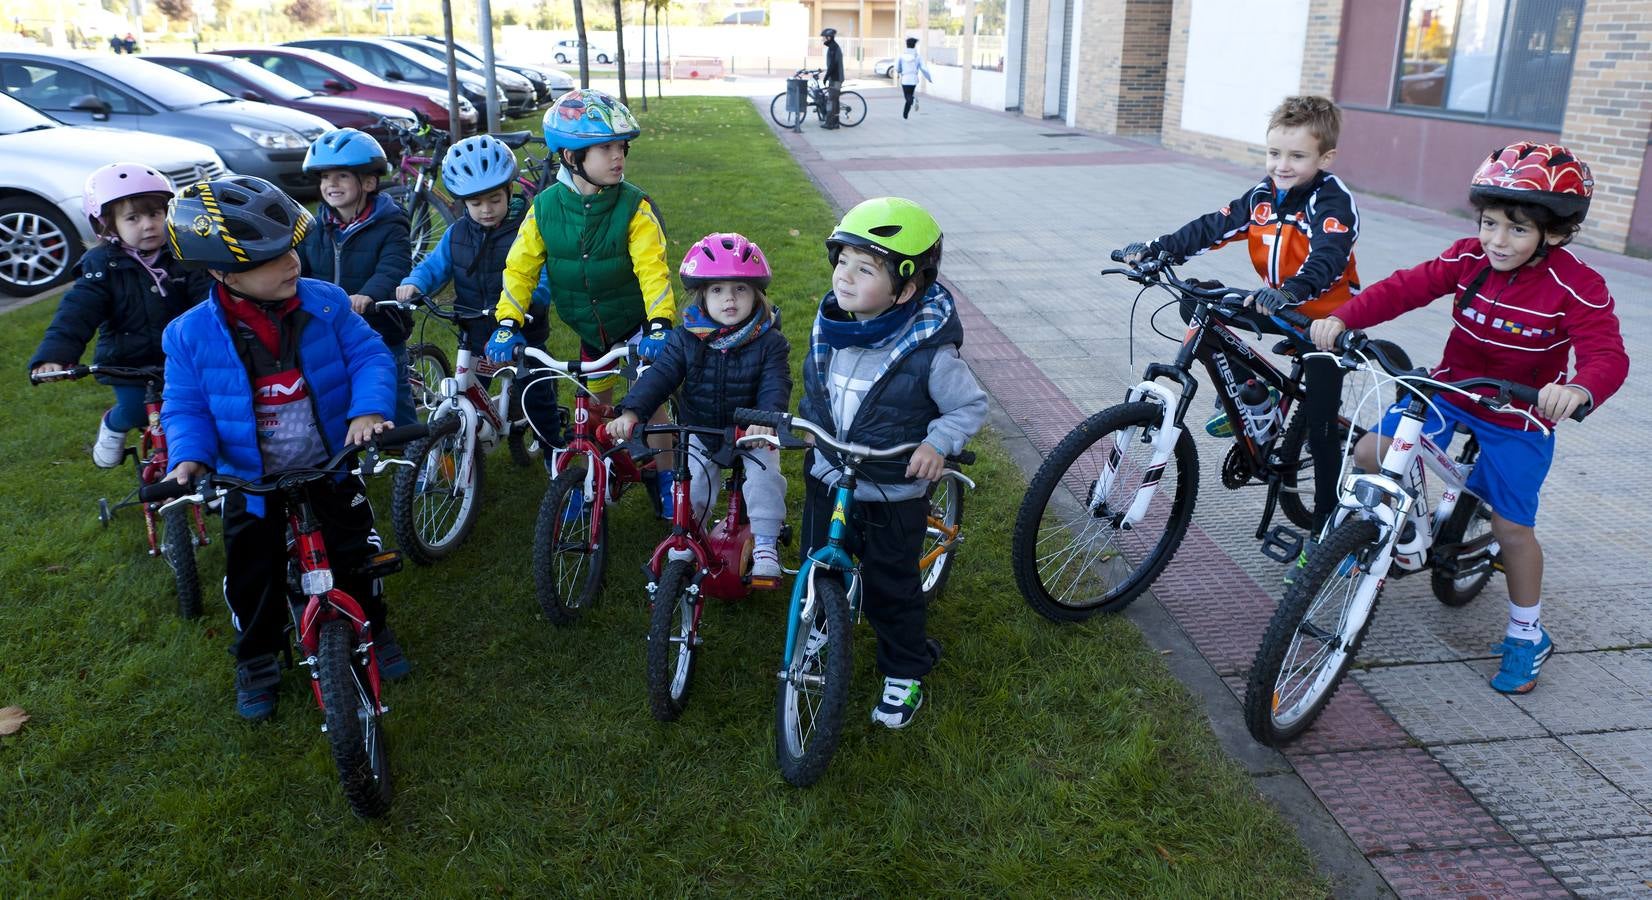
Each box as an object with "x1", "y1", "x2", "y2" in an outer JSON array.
[{"x1": 375, "y1": 2, "x2": 394, "y2": 12}]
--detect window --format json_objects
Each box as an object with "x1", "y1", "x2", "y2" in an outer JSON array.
[
  {"x1": 2, "y1": 63, "x2": 141, "y2": 114},
  {"x1": 1394, "y1": 0, "x2": 1581, "y2": 128}
]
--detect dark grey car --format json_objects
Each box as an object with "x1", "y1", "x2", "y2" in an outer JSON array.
[{"x1": 0, "y1": 52, "x2": 332, "y2": 199}]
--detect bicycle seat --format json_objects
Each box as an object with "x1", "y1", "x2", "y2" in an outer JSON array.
[
  {"x1": 1271, "y1": 339, "x2": 1300, "y2": 357},
  {"x1": 490, "y1": 130, "x2": 534, "y2": 148}
]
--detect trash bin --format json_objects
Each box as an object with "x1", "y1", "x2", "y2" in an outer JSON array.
[{"x1": 786, "y1": 77, "x2": 807, "y2": 113}]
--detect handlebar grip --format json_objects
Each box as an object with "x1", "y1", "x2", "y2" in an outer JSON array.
[
  {"x1": 372, "y1": 422, "x2": 432, "y2": 450},
  {"x1": 139, "y1": 480, "x2": 191, "y2": 503},
  {"x1": 1500, "y1": 384, "x2": 1587, "y2": 422},
  {"x1": 949, "y1": 450, "x2": 976, "y2": 466},
  {"x1": 1276, "y1": 308, "x2": 1313, "y2": 330},
  {"x1": 733, "y1": 407, "x2": 788, "y2": 428},
  {"x1": 1109, "y1": 248, "x2": 1126, "y2": 263}
]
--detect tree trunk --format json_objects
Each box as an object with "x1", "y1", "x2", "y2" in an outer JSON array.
[
  {"x1": 573, "y1": 0, "x2": 590, "y2": 87},
  {"x1": 612, "y1": 0, "x2": 628, "y2": 105},
  {"x1": 654, "y1": 0, "x2": 663, "y2": 98},
  {"x1": 638, "y1": 0, "x2": 647, "y2": 110}
]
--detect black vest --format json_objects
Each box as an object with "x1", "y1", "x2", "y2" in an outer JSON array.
[{"x1": 449, "y1": 200, "x2": 526, "y2": 317}]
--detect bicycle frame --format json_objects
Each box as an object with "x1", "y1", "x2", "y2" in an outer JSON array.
[
  {"x1": 427, "y1": 338, "x2": 515, "y2": 488},
  {"x1": 644, "y1": 436, "x2": 756, "y2": 601},
  {"x1": 781, "y1": 476, "x2": 862, "y2": 674},
  {"x1": 284, "y1": 490, "x2": 389, "y2": 714},
  {"x1": 525, "y1": 348, "x2": 648, "y2": 533}
]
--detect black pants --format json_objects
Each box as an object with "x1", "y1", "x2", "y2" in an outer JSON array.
[
  {"x1": 902, "y1": 84, "x2": 916, "y2": 118},
  {"x1": 802, "y1": 472, "x2": 937, "y2": 680},
  {"x1": 221, "y1": 474, "x2": 385, "y2": 662},
  {"x1": 825, "y1": 80, "x2": 842, "y2": 126}
]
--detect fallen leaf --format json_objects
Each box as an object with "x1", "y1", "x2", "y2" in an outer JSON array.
[
  {"x1": 1155, "y1": 845, "x2": 1173, "y2": 864},
  {"x1": 42, "y1": 565, "x2": 66, "y2": 575},
  {"x1": 788, "y1": 229, "x2": 801, "y2": 237},
  {"x1": 0, "y1": 706, "x2": 29, "y2": 736},
  {"x1": 1159, "y1": 649, "x2": 1172, "y2": 655}
]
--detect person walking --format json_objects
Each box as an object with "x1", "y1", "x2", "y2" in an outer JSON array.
[
  {"x1": 897, "y1": 37, "x2": 933, "y2": 120},
  {"x1": 822, "y1": 28, "x2": 844, "y2": 130}
]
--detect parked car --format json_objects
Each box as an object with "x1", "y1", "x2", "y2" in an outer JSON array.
[
  {"x1": 551, "y1": 39, "x2": 614, "y2": 65},
  {"x1": 284, "y1": 38, "x2": 507, "y2": 121},
  {"x1": 148, "y1": 54, "x2": 418, "y2": 152},
  {"x1": 874, "y1": 57, "x2": 897, "y2": 78},
  {"x1": 404, "y1": 35, "x2": 574, "y2": 105},
  {"x1": 720, "y1": 8, "x2": 767, "y2": 24},
  {"x1": 0, "y1": 51, "x2": 331, "y2": 199},
  {"x1": 212, "y1": 45, "x2": 478, "y2": 136},
  {"x1": 0, "y1": 91, "x2": 226, "y2": 295},
  {"x1": 383, "y1": 36, "x2": 536, "y2": 116}
]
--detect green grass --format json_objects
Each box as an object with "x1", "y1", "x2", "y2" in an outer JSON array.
[{"x1": 0, "y1": 98, "x2": 1323, "y2": 896}]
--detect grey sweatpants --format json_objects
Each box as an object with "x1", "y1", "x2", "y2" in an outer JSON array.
[{"x1": 685, "y1": 434, "x2": 786, "y2": 541}]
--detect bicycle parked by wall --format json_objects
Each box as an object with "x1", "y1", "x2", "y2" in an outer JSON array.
[
  {"x1": 1243, "y1": 334, "x2": 1587, "y2": 746},
  {"x1": 769, "y1": 69, "x2": 867, "y2": 130},
  {"x1": 1010, "y1": 251, "x2": 1410, "y2": 623},
  {"x1": 31, "y1": 364, "x2": 211, "y2": 619}
]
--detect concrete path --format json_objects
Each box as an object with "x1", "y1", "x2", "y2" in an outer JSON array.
[{"x1": 762, "y1": 85, "x2": 1652, "y2": 898}]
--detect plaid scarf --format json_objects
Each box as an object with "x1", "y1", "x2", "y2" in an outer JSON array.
[
  {"x1": 808, "y1": 283, "x2": 954, "y2": 399},
  {"x1": 683, "y1": 302, "x2": 774, "y2": 350}
]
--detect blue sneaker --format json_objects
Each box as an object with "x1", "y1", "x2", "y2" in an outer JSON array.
[
  {"x1": 375, "y1": 628, "x2": 411, "y2": 682},
  {"x1": 235, "y1": 654, "x2": 281, "y2": 722},
  {"x1": 1205, "y1": 408, "x2": 1236, "y2": 439},
  {"x1": 656, "y1": 469, "x2": 675, "y2": 521},
  {"x1": 1489, "y1": 629, "x2": 1553, "y2": 694},
  {"x1": 561, "y1": 488, "x2": 585, "y2": 526}
]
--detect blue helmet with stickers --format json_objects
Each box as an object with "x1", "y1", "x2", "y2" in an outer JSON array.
[
  {"x1": 441, "y1": 135, "x2": 519, "y2": 199},
  {"x1": 302, "y1": 128, "x2": 388, "y2": 174}
]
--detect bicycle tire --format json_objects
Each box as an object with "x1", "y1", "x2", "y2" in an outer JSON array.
[
  {"x1": 768, "y1": 93, "x2": 804, "y2": 129},
  {"x1": 1011, "y1": 402, "x2": 1199, "y2": 622},
  {"x1": 1244, "y1": 519, "x2": 1384, "y2": 746},
  {"x1": 390, "y1": 420, "x2": 483, "y2": 564},
  {"x1": 533, "y1": 464, "x2": 608, "y2": 626},
  {"x1": 160, "y1": 505, "x2": 202, "y2": 619},
  {"x1": 645, "y1": 560, "x2": 699, "y2": 722},
  {"x1": 774, "y1": 571, "x2": 853, "y2": 787},
  {"x1": 1432, "y1": 496, "x2": 1495, "y2": 607},
  {"x1": 838, "y1": 91, "x2": 867, "y2": 126},
  {"x1": 317, "y1": 618, "x2": 394, "y2": 818},
  {"x1": 920, "y1": 478, "x2": 964, "y2": 604},
  {"x1": 407, "y1": 343, "x2": 452, "y2": 420},
  {"x1": 392, "y1": 187, "x2": 456, "y2": 266}
]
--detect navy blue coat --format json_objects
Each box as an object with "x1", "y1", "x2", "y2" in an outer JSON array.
[
  {"x1": 29, "y1": 243, "x2": 207, "y2": 383},
  {"x1": 297, "y1": 191, "x2": 413, "y2": 345},
  {"x1": 620, "y1": 311, "x2": 792, "y2": 452}
]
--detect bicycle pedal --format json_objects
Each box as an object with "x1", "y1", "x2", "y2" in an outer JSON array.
[
  {"x1": 748, "y1": 575, "x2": 782, "y2": 591},
  {"x1": 355, "y1": 550, "x2": 404, "y2": 579},
  {"x1": 1260, "y1": 525, "x2": 1303, "y2": 563}
]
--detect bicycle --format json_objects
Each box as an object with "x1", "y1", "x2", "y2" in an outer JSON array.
[
  {"x1": 1243, "y1": 334, "x2": 1588, "y2": 746},
  {"x1": 31, "y1": 364, "x2": 211, "y2": 619},
  {"x1": 1010, "y1": 251, "x2": 1411, "y2": 622},
  {"x1": 140, "y1": 424, "x2": 428, "y2": 818},
  {"x1": 733, "y1": 407, "x2": 974, "y2": 787},
  {"x1": 768, "y1": 69, "x2": 867, "y2": 130},
  {"x1": 623, "y1": 422, "x2": 790, "y2": 722}
]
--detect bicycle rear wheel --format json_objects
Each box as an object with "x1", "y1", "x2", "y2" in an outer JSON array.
[
  {"x1": 1432, "y1": 496, "x2": 1496, "y2": 606},
  {"x1": 645, "y1": 560, "x2": 700, "y2": 722},
  {"x1": 1244, "y1": 519, "x2": 1384, "y2": 746},
  {"x1": 920, "y1": 477, "x2": 964, "y2": 604},
  {"x1": 1011, "y1": 402, "x2": 1198, "y2": 622},
  {"x1": 533, "y1": 463, "x2": 608, "y2": 625},
  {"x1": 775, "y1": 572, "x2": 853, "y2": 787},
  {"x1": 769, "y1": 93, "x2": 804, "y2": 129},
  {"x1": 317, "y1": 618, "x2": 394, "y2": 818},
  {"x1": 390, "y1": 418, "x2": 483, "y2": 564},
  {"x1": 407, "y1": 344, "x2": 451, "y2": 420},
  {"x1": 389, "y1": 187, "x2": 455, "y2": 265},
  {"x1": 838, "y1": 92, "x2": 867, "y2": 126}
]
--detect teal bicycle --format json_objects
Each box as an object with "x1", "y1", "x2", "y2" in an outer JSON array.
[{"x1": 734, "y1": 407, "x2": 974, "y2": 787}]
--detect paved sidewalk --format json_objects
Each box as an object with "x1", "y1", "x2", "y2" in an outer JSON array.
[{"x1": 763, "y1": 87, "x2": 1652, "y2": 897}]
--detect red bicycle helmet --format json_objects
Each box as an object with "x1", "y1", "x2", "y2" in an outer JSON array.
[{"x1": 1469, "y1": 142, "x2": 1593, "y2": 221}]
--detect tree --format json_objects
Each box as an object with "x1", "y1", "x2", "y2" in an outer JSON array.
[
  {"x1": 284, "y1": 0, "x2": 326, "y2": 27},
  {"x1": 154, "y1": 0, "x2": 194, "y2": 23},
  {"x1": 213, "y1": 0, "x2": 235, "y2": 30},
  {"x1": 573, "y1": 0, "x2": 590, "y2": 87},
  {"x1": 611, "y1": 0, "x2": 627, "y2": 105}
]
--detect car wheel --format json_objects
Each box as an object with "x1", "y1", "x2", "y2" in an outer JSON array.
[
  {"x1": 597, "y1": 54, "x2": 611, "y2": 64},
  {"x1": 555, "y1": 53, "x2": 568, "y2": 63},
  {"x1": 0, "y1": 197, "x2": 81, "y2": 297}
]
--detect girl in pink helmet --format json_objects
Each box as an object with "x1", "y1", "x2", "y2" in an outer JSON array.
[
  {"x1": 605, "y1": 233, "x2": 793, "y2": 579},
  {"x1": 29, "y1": 163, "x2": 205, "y2": 466}
]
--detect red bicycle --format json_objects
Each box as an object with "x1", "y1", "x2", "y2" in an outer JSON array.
[
  {"x1": 140, "y1": 423, "x2": 433, "y2": 819},
  {"x1": 31, "y1": 364, "x2": 211, "y2": 618}
]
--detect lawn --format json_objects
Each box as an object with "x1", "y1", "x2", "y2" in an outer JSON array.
[{"x1": 0, "y1": 97, "x2": 1322, "y2": 896}]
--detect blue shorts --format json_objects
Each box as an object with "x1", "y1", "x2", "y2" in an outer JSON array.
[{"x1": 1373, "y1": 399, "x2": 1555, "y2": 528}]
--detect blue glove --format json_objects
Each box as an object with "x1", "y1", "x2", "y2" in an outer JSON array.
[
  {"x1": 1250, "y1": 287, "x2": 1297, "y2": 315},
  {"x1": 635, "y1": 318, "x2": 672, "y2": 362},
  {"x1": 486, "y1": 320, "x2": 526, "y2": 364}
]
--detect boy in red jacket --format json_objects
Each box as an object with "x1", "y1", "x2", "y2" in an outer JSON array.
[{"x1": 1311, "y1": 143, "x2": 1629, "y2": 694}]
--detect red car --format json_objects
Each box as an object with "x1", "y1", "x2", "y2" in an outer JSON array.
[
  {"x1": 148, "y1": 54, "x2": 420, "y2": 150},
  {"x1": 211, "y1": 45, "x2": 478, "y2": 135}
]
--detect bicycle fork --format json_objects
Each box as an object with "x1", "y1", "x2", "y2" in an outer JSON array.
[{"x1": 1092, "y1": 381, "x2": 1183, "y2": 529}]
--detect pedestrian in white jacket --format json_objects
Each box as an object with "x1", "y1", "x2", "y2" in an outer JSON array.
[{"x1": 896, "y1": 38, "x2": 933, "y2": 119}]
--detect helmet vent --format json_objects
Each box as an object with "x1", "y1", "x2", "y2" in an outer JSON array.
[{"x1": 869, "y1": 224, "x2": 902, "y2": 237}]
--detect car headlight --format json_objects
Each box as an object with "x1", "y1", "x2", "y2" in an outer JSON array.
[{"x1": 231, "y1": 123, "x2": 309, "y2": 149}]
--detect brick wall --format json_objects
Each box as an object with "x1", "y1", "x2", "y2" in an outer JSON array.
[
  {"x1": 1072, "y1": 0, "x2": 1126, "y2": 131},
  {"x1": 1298, "y1": 0, "x2": 1343, "y2": 96},
  {"x1": 1558, "y1": 0, "x2": 1652, "y2": 253},
  {"x1": 1161, "y1": 0, "x2": 1266, "y2": 166},
  {"x1": 1019, "y1": 0, "x2": 1168, "y2": 132},
  {"x1": 1021, "y1": 0, "x2": 1050, "y2": 119},
  {"x1": 1117, "y1": 0, "x2": 1173, "y2": 133}
]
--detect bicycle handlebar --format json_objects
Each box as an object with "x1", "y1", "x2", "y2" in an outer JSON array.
[
  {"x1": 1105, "y1": 249, "x2": 1314, "y2": 331},
  {"x1": 517, "y1": 343, "x2": 634, "y2": 378},
  {"x1": 31, "y1": 364, "x2": 164, "y2": 386},
  {"x1": 1335, "y1": 330, "x2": 1589, "y2": 423},
  {"x1": 731, "y1": 408, "x2": 975, "y2": 466},
  {"x1": 138, "y1": 422, "x2": 435, "y2": 504}
]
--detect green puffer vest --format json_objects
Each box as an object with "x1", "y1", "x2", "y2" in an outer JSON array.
[{"x1": 534, "y1": 180, "x2": 649, "y2": 350}]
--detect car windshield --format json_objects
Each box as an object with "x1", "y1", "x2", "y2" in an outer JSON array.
[
  {"x1": 0, "y1": 91, "x2": 58, "y2": 133},
  {"x1": 87, "y1": 55, "x2": 230, "y2": 108},
  {"x1": 212, "y1": 57, "x2": 311, "y2": 100},
  {"x1": 398, "y1": 40, "x2": 483, "y2": 74}
]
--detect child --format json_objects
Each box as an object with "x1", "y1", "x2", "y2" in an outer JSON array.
[
  {"x1": 159, "y1": 175, "x2": 409, "y2": 721},
  {"x1": 487, "y1": 88, "x2": 677, "y2": 510},
  {"x1": 297, "y1": 127, "x2": 416, "y2": 428},
  {"x1": 803, "y1": 198, "x2": 987, "y2": 728},
  {"x1": 604, "y1": 233, "x2": 792, "y2": 579},
  {"x1": 896, "y1": 37, "x2": 933, "y2": 120},
  {"x1": 29, "y1": 163, "x2": 204, "y2": 466},
  {"x1": 1122, "y1": 95, "x2": 1360, "y2": 537},
  {"x1": 1310, "y1": 142, "x2": 1628, "y2": 695}
]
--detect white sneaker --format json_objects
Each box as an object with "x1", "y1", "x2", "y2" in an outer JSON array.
[
  {"x1": 92, "y1": 419, "x2": 127, "y2": 468},
  {"x1": 871, "y1": 677, "x2": 924, "y2": 729},
  {"x1": 751, "y1": 544, "x2": 781, "y2": 579}
]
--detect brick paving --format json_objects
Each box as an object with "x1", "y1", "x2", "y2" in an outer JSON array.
[{"x1": 763, "y1": 87, "x2": 1652, "y2": 896}]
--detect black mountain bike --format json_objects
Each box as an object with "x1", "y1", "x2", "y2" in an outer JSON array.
[{"x1": 769, "y1": 69, "x2": 867, "y2": 129}]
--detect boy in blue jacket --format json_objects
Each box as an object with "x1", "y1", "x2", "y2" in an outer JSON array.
[
  {"x1": 297, "y1": 128, "x2": 416, "y2": 427},
  {"x1": 160, "y1": 175, "x2": 408, "y2": 721}
]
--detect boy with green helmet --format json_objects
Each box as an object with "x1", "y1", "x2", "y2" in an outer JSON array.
[{"x1": 800, "y1": 197, "x2": 987, "y2": 729}]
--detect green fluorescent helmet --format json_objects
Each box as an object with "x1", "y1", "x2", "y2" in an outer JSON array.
[{"x1": 826, "y1": 196, "x2": 944, "y2": 293}]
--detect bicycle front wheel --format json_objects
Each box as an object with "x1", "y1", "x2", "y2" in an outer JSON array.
[
  {"x1": 920, "y1": 477, "x2": 965, "y2": 604},
  {"x1": 1012, "y1": 402, "x2": 1199, "y2": 622},
  {"x1": 533, "y1": 463, "x2": 608, "y2": 625},
  {"x1": 159, "y1": 505, "x2": 202, "y2": 619},
  {"x1": 838, "y1": 91, "x2": 867, "y2": 126},
  {"x1": 407, "y1": 343, "x2": 452, "y2": 420},
  {"x1": 775, "y1": 571, "x2": 853, "y2": 787},
  {"x1": 645, "y1": 560, "x2": 700, "y2": 722},
  {"x1": 769, "y1": 93, "x2": 804, "y2": 129},
  {"x1": 390, "y1": 419, "x2": 483, "y2": 564},
  {"x1": 317, "y1": 619, "x2": 394, "y2": 818},
  {"x1": 1244, "y1": 519, "x2": 1384, "y2": 746}
]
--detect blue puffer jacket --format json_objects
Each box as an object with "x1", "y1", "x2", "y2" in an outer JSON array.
[
  {"x1": 160, "y1": 278, "x2": 396, "y2": 516},
  {"x1": 297, "y1": 191, "x2": 413, "y2": 344}
]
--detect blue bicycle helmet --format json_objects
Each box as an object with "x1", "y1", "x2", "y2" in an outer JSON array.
[
  {"x1": 542, "y1": 89, "x2": 640, "y2": 151},
  {"x1": 302, "y1": 128, "x2": 388, "y2": 174},
  {"x1": 442, "y1": 135, "x2": 519, "y2": 199}
]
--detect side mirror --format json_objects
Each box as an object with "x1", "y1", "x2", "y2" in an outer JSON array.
[
  {"x1": 384, "y1": 69, "x2": 404, "y2": 81},
  {"x1": 241, "y1": 90, "x2": 263, "y2": 101},
  {"x1": 322, "y1": 78, "x2": 348, "y2": 92},
  {"x1": 68, "y1": 93, "x2": 111, "y2": 120}
]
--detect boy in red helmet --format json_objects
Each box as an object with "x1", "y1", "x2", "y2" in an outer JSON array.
[{"x1": 1311, "y1": 142, "x2": 1629, "y2": 694}]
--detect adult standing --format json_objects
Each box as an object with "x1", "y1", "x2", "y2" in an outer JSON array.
[
  {"x1": 821, "y1": 28, "x2": 844, "y2": 130},
  {"x1": 896, "y1": 37, "x2": 933, "y2": 120},
  {"x1": 109, "y1": 33, "x2": 124, "y2": 54}
]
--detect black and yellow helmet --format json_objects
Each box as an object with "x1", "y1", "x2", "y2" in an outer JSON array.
[
  {"x1": 166, "y1": 176, "x2": 313, "y2": 272},
  {"x1": 825, "y1": 197, "x2": 943, "y2": 296}
]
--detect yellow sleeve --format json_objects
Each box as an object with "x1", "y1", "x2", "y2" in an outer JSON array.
[
  {"x1": 629, "y1": 198, "x2": 675, "y2": 324},
  {"x1": 495, "y1": 203, "x2": 546, "y2": 324}
]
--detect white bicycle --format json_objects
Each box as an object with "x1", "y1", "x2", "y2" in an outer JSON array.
[{"x1": 1244, "y1": 332, "x2": 1589, "y2": 745}]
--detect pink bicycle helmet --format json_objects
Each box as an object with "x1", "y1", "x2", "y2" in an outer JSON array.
[
  {"x1": 679, "y1": 232, "x2": 772, "y2": 290},
  {"x1": 83, "y1": 162, "x2": 173, "y2": 231}
]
